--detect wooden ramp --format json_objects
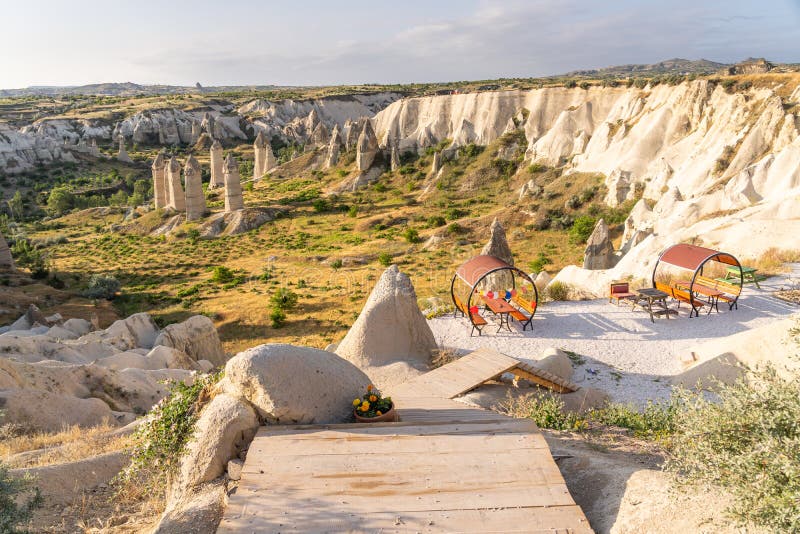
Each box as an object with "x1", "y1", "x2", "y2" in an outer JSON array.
[{"x1": 219, "y1": 348, "x2": 592, "y2": 533}]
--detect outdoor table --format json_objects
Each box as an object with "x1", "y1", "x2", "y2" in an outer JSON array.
[
  {"x1": 724, "y1": 266, "x2": 760, "y2": 288},
  {"x1": 481, "y1": 296, "x2": 515, "y2": 332},
  {"x1": 675, "y1": 280, "x2": 724, "y2": 314},
  {"x1": 632, "y1": 288, "x2": 676, "y2": 323}
]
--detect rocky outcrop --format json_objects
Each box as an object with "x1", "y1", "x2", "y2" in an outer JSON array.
[
  {"x1": 223, "y1": 154, "x2": 244, "y2": 212},
  {"x1": 480, "y1": 218, "x2": 514, "y2": 265},
  {"x1": 184, "y1": 156, "x2": 206, "y2": 221},
  {"x1": 222, "y1": 344, "x2": 370, "y2": 424},
  {"x1": 0, "y1": 232, "x2": 13, "y2": 268},
  {"x1": 336, "y1": 265, "x2": 437, "y2": 369},
  {"x1": 166, "y1": 157, "x2": 186, "y2": 211},
  {"x1": 356, "y1": 120, "x2": 379, "y2": 171},
  {"x1": 324, "y1": 125, "x2": 341, "y2": 168},
  {"x1": 583, "y1": 219, "x2": 615, "y2": 270},
  {"x1": 154, "y1": 315, "x2": 225, "y2": 366},
  {"x1": 117, "y1": 137, "x2": 132, "y2": 163},
  {"x1": 209, "y1": 139, "x2": 224, "y2": 189},
  {"x1": 113, "y1": 108, "x2": 246, "y2": 145},
  {"x1": 152, "y1": 152, "x2": 168, "y2": 209}
]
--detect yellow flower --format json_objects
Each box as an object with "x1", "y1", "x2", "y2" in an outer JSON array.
[
  {"x1": 376, "y1": 411, "x2": 382, "y2": 416},
  {"x1": 352, "y1": 398, "x2": 361, "y2": 407},
  {"x1": 369, "y1": 395, "x2": 377, "y2": 402},
  {"x1": 361, "y1": 401, "x2": 370, "y2": 411}
]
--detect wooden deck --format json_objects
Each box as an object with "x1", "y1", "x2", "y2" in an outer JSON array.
[{"x1": 218, "y1": 349, "x2": 593, "y2": 533}]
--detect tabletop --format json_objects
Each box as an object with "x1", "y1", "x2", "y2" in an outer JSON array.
[
  {"x1": 482, "y1": 296, "x2": 515, "y2": 314},
  {"x1": 675, "y1": 280, "x2": 723, "y2": 297},
  {"x1": 635, "y1": 288, "x2": 669, "y2": 299}
]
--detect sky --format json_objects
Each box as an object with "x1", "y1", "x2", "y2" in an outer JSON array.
[{"x1": 1, "y1": 0, "x2": 799, "y2": 88}]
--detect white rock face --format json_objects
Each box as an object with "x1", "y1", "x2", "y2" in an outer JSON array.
[
  {"x1": 151, "y1": 152, "x2": 168, "y2": 209},
  {"x1": 154, "y1": 315, "x2": 225, "y2": 366},
  {"x1": 183, "y1": 155, "x2": 206, "y2": 221},
  {"x1": 223, "y1": 344, "x2": 370, "y2": 424},
  {"x1": 336, "y1": 265, "x2": 437, "y2": 369},
  {"x1": 324, "y1": 124, "x2": 341, "y2": 169},
  {"x1": 0, "y1": 389, "x2": 114, "y2": 433},
  {"x1": 166, "y1": 157, "x2": 186, "y2": 211},
  {"x1": 223, "y1": 153, "x2": 244, "y2": 212},
  {"x1": 583, "y1": 219, "x2": 615, "y2": 270},
  {"x1": 480, "y1": 218, "x2": 514, "y2": 264},
  {"x1": 356, "y1": 120, "x2": 379, "y2": 171},
  {"x1": 0, "y1": 123, "x2": 76, "y2": 173},
  {"x1": 113, "y1": 108, "x2": 246, "y2": 145}
]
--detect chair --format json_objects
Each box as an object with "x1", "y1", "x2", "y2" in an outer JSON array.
[{"x1": 609, "y1": 282, "x2": 636, "y2": 306}]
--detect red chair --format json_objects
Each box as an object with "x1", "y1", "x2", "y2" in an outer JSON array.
[{"x1": 609, "y1": 282, "x2": 636, "y2": 306}]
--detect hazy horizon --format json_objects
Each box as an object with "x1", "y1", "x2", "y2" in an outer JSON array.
[{"x1": 2, "y1": 0, "x2": 799, "y2": 89}]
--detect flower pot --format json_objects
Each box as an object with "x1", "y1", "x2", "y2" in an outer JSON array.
[{"x1": 354, "y1": 403, "x2": 397, "y2": 423}]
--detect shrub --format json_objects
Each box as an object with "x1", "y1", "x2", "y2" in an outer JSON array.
[
  {"x1": 269, "y1": 288, "x2": 298, "y2": 312},
  {"x1": 565, "y1": 195, "x2": 582, "y2": 210},
  {"x1": 666, "y1": 362, "x2": 800, "y2": 532},
  {"x1": 10, "y1": 240, "x2": 49, "y2": 279},
  {"x1": 569, "y1": 215, "x2": 596, "y2": 244},
  {"x1": 269, "y1": 307, "x2": 286, "y2": 328},
  {"x1": 0, "y1": 462, "x2": 43, "y2": 533},
  {"x1": 312, "y1": 198, "x2": 329, "y2": 212},
  {"x1": 546, "y1": 281, "x2": 570, "y2": 301},
  {"x1": 588, "y1": 400, "x2": 679, "y2": 440},
  {"x1": 446, "y1": 222, "x2": 463, "y2": 235},
  {"x1": 84, "y1": 274, "x2": 121, "y2": 300},
  {"x1": 347, "y1": 205, "x2": 358, "y2": 218},
  {"x1": 564, "y1": 79, "x2": 577, "y2": 89},
  {"x1": 210, "y1": 266, "x2": 235, "y2": 284},
  {"x1": 377, "y1": 252, "x2": 393, "y2": 267},
  {"x1": 120, "y1": 372, "x2": 221, "y2": 488},
  {"x1": 528, "y1": 252, "x2": 551, "y2": 274},
  {"x1": 330, "y1": 259, "x2": 343, "y2": 270},
  {"x1": 403, "y1": 228, "x2": 420, "y2": 243},
  {"x1": 427, "y1": 215, "x2": 446, "y2": 228},
  {"x1": 579, "y1": 81, "x2": 591, "y2": 90},
  {"x1": 721, "y1": 78, "x2": 737, "y2": 92},
  {"x1": 528, "y1": 163, "x2": 547, "y2": 173},
  {"x1": 502, "y1": 391, "x2": 587, "y2": 431}
]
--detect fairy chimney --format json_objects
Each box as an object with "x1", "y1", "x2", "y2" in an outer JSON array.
[
  {"x1": 480, "y1": 218, "x2": 514, "y2": 289},
  {"x1": 310, "y1": 122, "x2": 330, "y2": 146},
  {"x1": 431, "y1": 151, "x2": 442, "y2": 174},
  {"x1": 356, "y1": 120, "x2": 379, "y2": 171},
  {"x1": 166, "y1": 157, "x2": 186, "y2": 211},
  {"x1": 117, "y1": 137, "x2": 132, "y2": 163},
  {"x1": 253, "y1": 130, "x2": 267, "y2": 181},
  {"x1": 0, "y1": 232, "x2": 14, "y2": 269},
  {"x1": 325, "y1": 125, "x2": 342, "y2": 169},
  {"x1": 183, "y1": 156, "x2": 206, "y2": 221},
  {"x1": 263, "y1": 140, "x2": 277, "y2": 173},
  {"x1": 151, "y1": 152, "x2": 168, "y2": 209},
  {"x1": 190, "y1": 120, "x2": 201, "y2": 144},
  {"x1": 209, "y1": 139, "x2": 224, "y2": 189},
  {"x1": 224, "y1": 153, "x2": 244, "y2": 212},
  {"x1": 390, "y1": 144, "x2": 400, "y2": 171}
]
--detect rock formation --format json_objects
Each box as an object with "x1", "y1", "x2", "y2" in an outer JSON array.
[
  {"x1": 604, "y1": 169, "x2": 633, "y2": 207},
  {"x1": 431, "y1": 151, "x2": 442, "y2": 174},
  {"x1": 356, "y1": 120, "x2": 379, "y2": 171},
  {"x1": 253, "y1": 130, "x2": 267, "y2": 181},
  {"x1": 153, "y1": 315, "x2": 225, "y2": 366},
  {"x1": 209, "y1": 139, "x2": 224, "y2": 189},
  {"x1": 88, "y1": 138, "x2": 100, "y2": 157},
  {"x1": 390, "y1": 144, "x2": 400, "y2": 171},
  {"x1": 583, "y1": 219, "x2": 615, "y2": 270},
  {"x1": 223, "y1": 153, "x2": 244, "y2": 212},
  {"x1": 117, "y1": 137, "x2": 132, "y2": 163},
  {"x1": 481, "y1": 218, "x2": 514, "y2": 265},
  {"x1": 191, "y1": 120, "x2": 201, "y2": 143},
  {"x1": 336, "y1": 265, "x2": 437, "y2": 369},
  {"x1": 263, "y1": 141, "x2": 277, "y2": 173},
  {"x1": 0, "y1": 232, "x2": 13, "y2": 269},
  {"x1": 183, "y1": 155, "x2": 206, "y2": 221},
  {"x1": 151, "y1": 151, "x2": 168, "y2": 209},
  {"x1": 309, "y1": 122, "x2": 330, "y2": 146},
  {"x1": 166, "y1": 157, "x2": 186, "y2": 211},
  {"x1": 324, "y1": 125, "x2": 341, "y2": 168}
]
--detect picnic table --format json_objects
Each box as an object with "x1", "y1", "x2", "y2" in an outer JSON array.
[
  {"x1": 675, "y1": 280, "x2": 724, "y2": 314},
  {"x1": 481, "y1": 296, "x2": 515, "y2": 332},
  {"x1": 724, "y1": 266, "x2": 760, "y2": 288},
  {"x1": 632, "y1": 288, "x2": 676, "y2": 323}
]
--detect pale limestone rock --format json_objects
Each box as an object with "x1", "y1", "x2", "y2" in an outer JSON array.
[
  {"x1": 310, "y1": 122, "x2": 330, "y2": 146},
  {"x1": 480, "y1": 218, "x2": 514, "y2": 265},
  {"x1": 227, "y1": 459, "x2": 244, "y2": 481},
  {"x1": 209, "y1": 139, "x2": 224, "y2": 189},
  {"x1": 431, "y1": 151, "x2": 442, "y2": 174},
  {"x1": 151, "y1": 152, "x2": 168, "y2": 209},
  {"x1": 154, "y1": 315, "x2": 225, "y2": 367},
  {"x1": 336, "y1": 265, "x2": 437, "y2": 369},
  {"x1": 154, "y1": 480, "x2": 227, "y2": 534},
  {"x1": 343, "y1": 118, "x2": 359, "y2": 150},
  {"x1": 190, "y1": 120, "x2": 201, "y2": 144},
  {"x1": 263, "y1": 140, "x2": 277, "y2": 173},
  {"x1": 201, "y1": 112, "x2": 215, "y2": 136},
  {"x1": 534, "y1": 271, "x2": 552, "y2": 292},
  {"x1": 184, "y1": 155, "x2": 206, "y2": 221},
  {"x1": 62, "y1": 318, "x2": 92, "y2": 337},
  {"x1": 223, "y1": 344, "x2": 370, "y2": 424},
  {"x1": 0, "y1": 389, "x2": 115, "y2": 432},
  {"x1": 88, "y1": 138, "x2": 100, "y2": 157},
  {"x1": 117, "y1": 137, "x2": 132, "y2": 163},
  {"x1": 0, "y1": 232, "x2": 13, "y2": 268},
  {"x1": 253, "y1": 130, "x2": 267, "y2": 181},
  {"x1": 604, "y1": 169, "x2": 632, "y2": 207},
  {"x1": 535, "y1": 347, "x2": 574, "y2": 381},
  {"x1": 583, "y1": 219, "x2": 615, "y2": 270},
  {"x1": 621, "y1": 199, "x2": 653, "y2": 245},
  {"x1": 390, "y1": 144, "x2": 400, "y2": 171},
  {"x1": 167, "y1": 157, "x2": 186, "y2": 211},
  {"x1": 324, "y1": 124, "x2": 341, "y2": 169},
  {"x1": 356, "y1": 120, "x2": 379, "y2": 171},
  {"x1": 177, "y1": 394, "x2": 258, "y2": 491},
  {"x1": 223, "y1": 153, "x2": 244, "y2": 212}
]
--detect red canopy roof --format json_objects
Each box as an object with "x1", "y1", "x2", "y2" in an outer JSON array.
[
  {"x1": 658, "y1": 244, "x2": 739, "y2": 271},
  {"x1": 455, "y1": 255, "x2": 513, "y2": 287}
]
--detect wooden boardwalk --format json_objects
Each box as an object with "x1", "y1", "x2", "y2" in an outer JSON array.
[{"x1": 219, "y1": 349, "x2": 593, "y2": 533}]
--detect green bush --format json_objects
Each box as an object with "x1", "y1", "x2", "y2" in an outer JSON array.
[
  {"x1": 564, "y1": 79, "x2": 577, "y2": 89},
  {"x1": 11, "y1": 240, "x2": 49, "y2": 279},
  {"x1": 84, "y1": 274, "x2": 121, "y2": 300},
  {"x1": 210, "y1": 266, "x2": 235, "y2": 284},
  {"x1": 269, "y1": 307, "x2": 286, "y2": 328},
  {"x1": 503, "y1": 391, "x2": 587, "y2": 431},
  {"x1": 377, "y1": 252, "x2": 393, "y2": 267},
  {"x1": 312, "y1": 198, "x2": 329, "y2": 212},
  {"x1": 588, "y1": 400, "x2": 679, "y2": 440},
  {"x1": 120, "y1": 372, "x2": 222, "y2": 488},
  {"x1": 667, "y1": 362, "x2": 800, "y2": 532},
  {"x1": 546, "y1": 281, "x2": 570, "y2": 301},
  {"x1": 330, "y1": 259, "x2": 343, "y2": 270},
  {"x1": 528, "y1": 252, "x2": 552, "y2": 274},
  {"x1": 269, "y1": 288, "x2": 298, "y2": 311},
  {"x1": 403, "y1": 228, "x2": 420, "y2": 243},
  {"x1": 568, "y1": 215, "x2": 596, "y2": 244},
  {"x1": 0, "y1": 462, "x2": 43, "y2": 534}
]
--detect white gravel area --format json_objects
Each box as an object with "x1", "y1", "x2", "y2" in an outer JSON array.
[{"x1": 428, "y1": 265, "x2": 800, "y2": 406}]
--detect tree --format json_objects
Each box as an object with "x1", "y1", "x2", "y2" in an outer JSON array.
[
  {"x1": 7, "y1": 191, "x2": 24, "y2": 221},
  {"x1": 46, "y1": 187, "x2": 74, "y2": 216}
]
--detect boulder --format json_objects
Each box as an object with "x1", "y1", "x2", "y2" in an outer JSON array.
[
  {"x1": 154, "y1": 480, "x2": 227, "y2": 534},
  {"x1": 535, "y1": 347, "x2": 574, "y2": 382},
  {"x1": 177, "y1": 394, "x2": 259, "y2": 491},
  {"x1": 8, "y1": 304, "x2": 49, "y2": 331},
  {"x1": 336, "y1": 265, "x2": 437, "y2": 369},
  {"x1": 559, "y1": 387, "x2": 609, "y2": 413},
  {"x1": 80, "y1": 312, "x2": 160, "y2": 351},
  {"x1": 154, "y1": 315, "x2": 225, "y2": 366},
  {"x1": 0, "y1": 389, "x2": 115, "y2": 432},
  {"x1": 223, "y1": 344, "x2": 370, "y2": 424},
  {"x1": 534, "y1": 271, "x2": 552, "y2": 291},
  {"x1": 604, "y1": 169, "x2": 632, "y2": 207},
  {"x1": 62, "y1": 317, "x2": 93, "y2": 337},
  {"x1": 583, "y1": 219, "x2": 615, "y2": 270},
  {"x1": 46, "y1": 325, "x2": 79, "y2": 340}
]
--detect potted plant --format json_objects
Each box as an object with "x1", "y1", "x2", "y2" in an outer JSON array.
[{"x1": 352, "y1": 385, "x2": 396, "y2": 423}]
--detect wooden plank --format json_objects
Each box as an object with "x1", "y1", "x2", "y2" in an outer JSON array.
[{"x1": 219, "y1": 505, "x2": 593, "y2": 533}]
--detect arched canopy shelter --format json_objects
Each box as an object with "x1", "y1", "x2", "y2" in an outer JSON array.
[
  {"x1": 450, "y1": 255, "x2": 539, "y2": 335},
  {"x1": 652, "y1": 244, "x2": 743, "y2": 317}
]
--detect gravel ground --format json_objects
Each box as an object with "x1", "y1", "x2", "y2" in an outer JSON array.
[{"x1": 429, "y1": 265, "x2": 800, "y2": 406}]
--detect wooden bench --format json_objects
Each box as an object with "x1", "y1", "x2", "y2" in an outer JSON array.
[
  {"x1": 509, "y1": 294, "x2": 536, "y2": 331},
  {"x1": 655, "y1": 281, "x2": 705, "y2": 318},
  {"x1": 453, "y1": 294, "x2": 488, "y2": 336},
  {"x1": 609, "y1": 281, "x2": 636, "y2": 306},
  {"x1": 695, "y1": 275, "x2": 742, "y2": 310}
]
